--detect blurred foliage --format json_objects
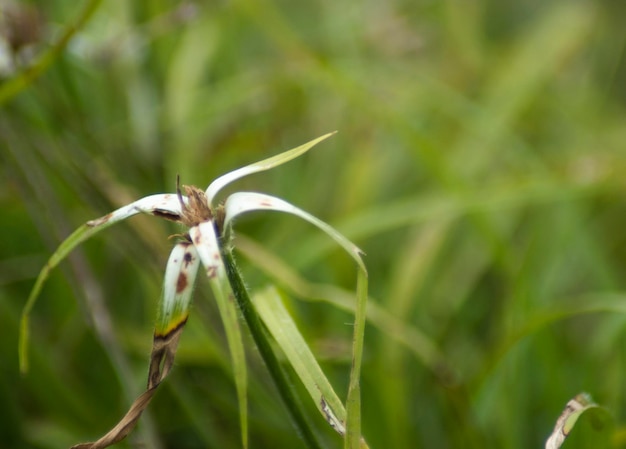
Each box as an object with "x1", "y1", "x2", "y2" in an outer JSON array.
[{"x1": 1, "y1": 0, "x2": 626, "y2": 448}]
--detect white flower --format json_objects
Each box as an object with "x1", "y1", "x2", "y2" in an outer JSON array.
[{"x1": 20, "y1": 132, "x2": 367, "y2": 449}]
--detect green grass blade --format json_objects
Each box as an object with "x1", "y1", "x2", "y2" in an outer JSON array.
[
  {"x1": 224, "y1": 192, "x2": 365, "y2": 272},
  {"x1": 292, "y1": 179, "x2": 608, "y2": 269},
  {"x1": 253, "y1": 286, "x2": 348, "y2": 434},
  {"x1": 20, "y1": 194, "x2": 183, "y2": 372},
  {"x1": 190, "y1": 221, "x2": 248, "y2": 449},
  {"x1": 234, "y1": 235, "x2": 449, "y2": 377},
  {"x1": 206, "y1": 132, "x2": 337, "y2": 206},
  {"x1": 477, "y1": 293, "x2": 626, "y2": 391},
  {"x1": 345, "y1": 268, "x2": 368, "y2": 449},
  {"x1": 20, "y1": 223, "x2": 105, "y2": 373},
  {"x1": 221, "y1": 247, "x2": 324, "y2": 449},
  {"x1": 224, "y1": 192, "x2": 368, "y2": 445}
]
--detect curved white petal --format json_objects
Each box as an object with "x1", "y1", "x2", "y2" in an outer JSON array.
[
  {"x1": 156, "y1": 242, "x2": 201, "y2": 337},
  {"x1": 205, "y1": 132, "x2": 336, "y2": 207},
  {"x1": 19, "y1": 193, "x2": 187, "y2": 373},
  {"x1": 86, "y1": 193, "x2": 185, "y2": 228},
  {"x1": 224, "y1": 192, "x2": 365, "y2": 271},
  {"x1": 189, "y1": 221, "x2": 226, "y2": 280},
  {"x1": 189, "y1": 220, "x2": 249, "y2": 445}
]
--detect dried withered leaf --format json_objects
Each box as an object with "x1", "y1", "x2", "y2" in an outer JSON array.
[
  {"x1": 71, "y1": 388, "x2": 158, "y2": 449},
  {"x1": 71, "y1": 325, "x2": 186, "y2": 448}
]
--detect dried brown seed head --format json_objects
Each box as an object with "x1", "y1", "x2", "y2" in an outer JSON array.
[{"x1": 178, "y1": 185, "x2": 212, "y2": 227}]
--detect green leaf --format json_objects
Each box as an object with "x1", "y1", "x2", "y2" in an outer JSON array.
[
  {"x1": 20, "y1": 194, "x2": 183, "y2": 373},
  {"x1": 234, "y1": 234, "x2": 449, "y2": 378},
  {"x1": 224, "y1": 192, "x2": 369, "y2": 447},
  {"x1": 205, "y1": 132, "x2": 337, "y2": 206},
  {"x1": 344, "y1": 268, "x2": 368, "y2": 449},
  {"x1": 252, "y1": 286, "x2": 348, "y2": 434},
  {"x1": 190, "y1": 220, "x2": 249, "y2": 448},
  {"x1": 221, "y1": 248, "x2": 324, "y2": 449},
  {"x1": 223, "y1": 192, "x2": 365, "y2": 272}
]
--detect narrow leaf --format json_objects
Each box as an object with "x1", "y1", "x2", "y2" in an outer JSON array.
[
  {"x1": 224, "y1": 194, "x2": 369, "y2": 446},
  {"x1": 223, "y1": 192, "x2": 365, "y2": 272},
  {"x1": 546, "y1": 393, "x2": 598, "y2": 449},
  {"x1": 344, "y1": 267, "x2": 368, "y2": 449},
  {"x1": 221, "y1": 248, "x2": 324, "y2": 449},
  {"x1": 20, "y1": 193, "x2": 185, "y2": 373},
  {"x1": 253, "y1": 286, "x2": 347, "y2": 435},
  {"x1": 85, "y1": 193, "x2": 185, "y2": 228},
  {"x1": 234, "y1": 234, "x2": 449, "y2": 378},
  {"x1": 189, "y1": 220, "x2": 249, "y2": 448},
  {"x1": 205, "y1": 132, "x2": 336, "y2": 206}
]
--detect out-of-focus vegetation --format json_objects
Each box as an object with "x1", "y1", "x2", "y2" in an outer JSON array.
[{"x1": 1, "y1": 0, "x2": 625, "y2": 448}]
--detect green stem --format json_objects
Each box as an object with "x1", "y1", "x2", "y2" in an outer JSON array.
[
  {"x1": 345, "y1": 270, "x2": 368, "y2": 449},
  {"x1": 221, "y1": 246, "x2": 323, "y2": 449}
]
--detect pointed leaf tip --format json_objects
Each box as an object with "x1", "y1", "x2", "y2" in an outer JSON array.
[
  {"x1": 19, "y1": 193, "x2": 185, "y2": 374},
  {"x1": 223, "y1": 192, "x2": 366, "y2": 272},
  {"x1": 546, "y1": 393, "x2": 599, "y2": 449},
  {"x1": 206, "y1": 132, "x2": 337, "y2": 206}
]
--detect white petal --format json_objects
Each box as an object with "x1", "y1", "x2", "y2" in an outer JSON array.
[
  {"x1": 86, "y1": 193, "x2": 185, "y2": 228},
  {"x1": 223, "y1": 192, "x2": 365, "y2": 271},
  {"x1": 156, "y1": 242, "x2": 201, "y2": 337},
  {"x1": 205, "y1": 132, "x2": 336, "y2": 206},
  {"x1": 189, "y1": 221, "x2": 226, "y2": 280},
  {"x1": 20, "y1": 193, "x2": 186, "y2": 373},
  {"x1": 188, "y1": 219, "x2": 249, "y2": 442}
]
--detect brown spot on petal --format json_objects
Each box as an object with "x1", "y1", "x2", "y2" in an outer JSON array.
[
  {"x1": 206, "y1": 266, "x2": 217, "y2": 278},
  {"x1": 176, "y1": 273, "x2": 188, "y2": 293},
  {"x1": 152, "y1": 210, "x2": 181, "y2": 222}
]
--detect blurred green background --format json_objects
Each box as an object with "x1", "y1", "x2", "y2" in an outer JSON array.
[{"x1": 1, "y1": 0, "x2": 626, "y2": 448}]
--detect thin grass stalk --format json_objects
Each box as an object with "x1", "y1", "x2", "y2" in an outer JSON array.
[
  {"x1": 345, "y1": 269, "x2": 368, "y2": 449},
  {"x1": 220, "y1": 245, "x2": 323, "y2": 449}
]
